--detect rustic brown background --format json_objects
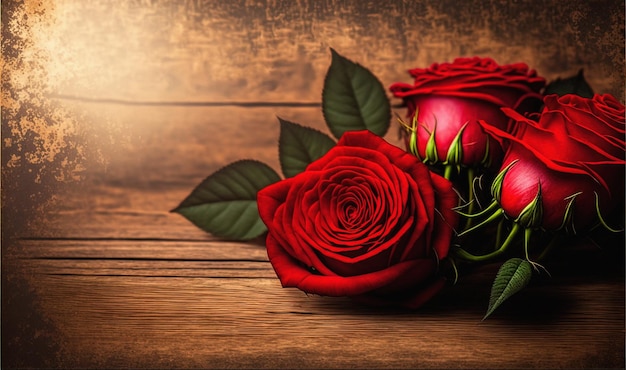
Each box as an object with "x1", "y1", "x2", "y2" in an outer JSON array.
[{"x1": 2, "y1": 0, "x2": 625, "y2": 368}]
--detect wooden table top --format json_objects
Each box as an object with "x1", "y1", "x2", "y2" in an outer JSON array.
[{"x1": 2, "y1": 1, "x2": 624, "y2": 368}]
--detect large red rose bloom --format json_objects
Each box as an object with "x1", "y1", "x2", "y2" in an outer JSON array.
[{"x1": 257, "y1": 130, "x2": 458, "y2": 308}]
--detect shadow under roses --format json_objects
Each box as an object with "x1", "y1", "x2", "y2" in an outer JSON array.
[
  {"x1": 431, "y1": 250, "x2": 620, "y2": 322},
  {"x1": 434, "y1": 231, "x2": 622, "y2": 320},
  {"x1": 270, "y1": 230, "x2": 623, "y2": 324}
]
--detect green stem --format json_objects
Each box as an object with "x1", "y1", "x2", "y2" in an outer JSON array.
[
  {"x1": 463, "y1": 168, "x2": 476, "y2": 229},
  {"x1": 523, "y1": 228, "x2": 533, "y2": 261},
  {"x1": 494, "y1": 218, "x2": 505, "y2": 251},
  {"x1": 455, "y1": 198, "x2": 499, "y2": 218},
  {"x1": 449, "y1": 258, "x2": 459, "y2": 285},
  {"x1": 444, "y1": 164, "x2": 453, "y2": 181},
  {"x1": 537, "y1": 234, "x2": 564, "y2": 262},
  {"x1": 453, "y1": 223, "x2": 521, "y2": 263},
  {"x1": 457, "y1": 208, "x2": 503, "y2": 237}
]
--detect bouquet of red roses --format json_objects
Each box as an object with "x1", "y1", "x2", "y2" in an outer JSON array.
[{"x1": 173, "y1": 49, "x2": 625, "y2": 319}]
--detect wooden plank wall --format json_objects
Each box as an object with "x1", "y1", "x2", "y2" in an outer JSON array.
[{"x1": 2, "y1": 0, "x2": 624, "y2": 368}]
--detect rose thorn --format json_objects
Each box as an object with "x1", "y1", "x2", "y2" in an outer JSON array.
[
  {"x1": 594, "y1": 191, "x2": 624, "y2": 233},
  {"x1": 557, "y1": 191, "x2": 582, "y2": 234}
]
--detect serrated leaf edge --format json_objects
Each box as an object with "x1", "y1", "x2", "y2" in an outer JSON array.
[{"x1": 483, "y1": 258, "x2": 533, "y2": 320}]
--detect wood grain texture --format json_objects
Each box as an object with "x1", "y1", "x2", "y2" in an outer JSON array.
[
  {"x1": 5, "y1": 236, "x2": 624, "y2": 368},
  {"x1": 2, "y1": 0, "x2": 624, "y2": 368}
]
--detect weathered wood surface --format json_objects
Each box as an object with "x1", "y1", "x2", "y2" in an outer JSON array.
[{"x1": 2, "y1": 0, "x2": 624, "y2": 368}]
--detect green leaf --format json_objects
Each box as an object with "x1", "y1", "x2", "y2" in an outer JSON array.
[
  {"x1": 544, "y1": 69, "x2": 594, "y2": 98},
  {"x1": 172, "y1": 160, "x2": 281, "y2": 240},
  {"x1": 278, "y1": 117, "x2": 336, "y2": 178},
  {"x1": 483, "y1": 258, "x2": 533, "y2": 320},
  {"x1": 322, "y1": 48, "x2": 391, "y2": 139}
]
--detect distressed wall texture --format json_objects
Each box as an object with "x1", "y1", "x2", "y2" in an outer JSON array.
[
  {"x1": 1, "y1": 1, "x2": 625, "y2": 367},
  {"x1": 3, "y1": 1, "x2": 624, "y2": 232}
]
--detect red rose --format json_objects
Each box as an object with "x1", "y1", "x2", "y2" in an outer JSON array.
[
  {"x1": 390, "y1": 57, "x2": 545, "y2": 169},
  {"x1": 257, "y1": 130, "x2": 458, "y2": 308},
  {"x1": 481, "y1": 94, "x2": 625, "y2": 231}
]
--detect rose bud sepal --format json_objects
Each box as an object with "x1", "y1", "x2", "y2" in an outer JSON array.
[
  {"x1": 399, "y1": 110, "x2": 492, "y2": 228},
  {"x1": 513, "y1": 182, "x2": 543, "y2": 230}
]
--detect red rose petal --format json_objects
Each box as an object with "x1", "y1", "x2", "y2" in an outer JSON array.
[{"x1": 266, "y1": 233, "x2": 439, "y2": 297}]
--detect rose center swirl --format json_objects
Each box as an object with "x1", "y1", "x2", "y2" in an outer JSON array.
[{"x1": 311, "y1": 172, "x2": 401, "y2": 254}]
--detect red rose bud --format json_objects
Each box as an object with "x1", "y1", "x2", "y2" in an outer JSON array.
[
  {"x1": 482, "y1": 94, "x2": 625, "y2": 232},
  {"x1": 257, "y1": 130, "x2": 459, "y2": 308},
  {"x1": 390, "y1": 57, "x2": 545, "y2": 171}
]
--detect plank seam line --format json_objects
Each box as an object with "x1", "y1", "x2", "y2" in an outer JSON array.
[
  {"x1": 47, "y1": 94, "x2": 405, "y2": 108},
  {"x1": 47, "y1": 93, "x2": 322, "y2": 107},
  {"x1": 43, "y1": 273, "x2": 272, "y2": 279},
  {"x1": 37, "y1": 266, "x2": 271, "y2": 271},
  {"x1": 18, "y1": 237, "x2": 244, "y2": 243},
  {"x1": 24, "y1": 257, "x2": 269, "y2": 262}
]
